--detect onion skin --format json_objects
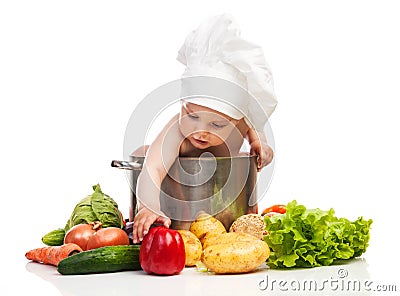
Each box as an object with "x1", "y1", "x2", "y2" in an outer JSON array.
[
  {"x1": 86, "y1": 227, "x2": 130, "y2": 250},
  {"x1": 64, "y1": 224, "x2": 97, "y2": 251}
]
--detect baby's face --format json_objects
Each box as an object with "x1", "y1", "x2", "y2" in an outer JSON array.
[{"x1": 179, "y1": 101, "x2": 239, "y2": 149}]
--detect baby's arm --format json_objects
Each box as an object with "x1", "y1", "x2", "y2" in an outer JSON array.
[
  {"x1": 132, "y1": 114, "x2": 183, "y2": 243},
  {"x1": 246, "y1": 128, "x2": 274, "y2": 170}
]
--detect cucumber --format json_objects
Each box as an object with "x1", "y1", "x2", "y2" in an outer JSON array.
[
  {"x1": 42, "y1": 228, "x2": 66, "y2": 246},
  {"x1": 57, "y1": 245, "x2": 141, "y2": 275}
]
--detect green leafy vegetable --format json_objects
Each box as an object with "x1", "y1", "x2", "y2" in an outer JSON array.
[
  {"x1": 65, "y1": 184, "x2": 123, "y2": 232},
  {"x1": 264, "y1": 200, "x2": 372, "y2": 268}
]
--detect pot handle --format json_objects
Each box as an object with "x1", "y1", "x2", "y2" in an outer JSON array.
[{"x1": 111, "y1": 160, "x2": 142, "y2": 170}]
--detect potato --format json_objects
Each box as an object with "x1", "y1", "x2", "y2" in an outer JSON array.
[
  {"x1": 201, "y1": 240, "x2": 270, "y2": 274},
  {"x1": 177, "y1": 230, "x2": 202, "y2": 267},
  {"x1": 189, "y1": 214, "x2": 226, "y2": 245},
  {"x1": 202, "y1": 232, "x2": 259, "y2": 249}
]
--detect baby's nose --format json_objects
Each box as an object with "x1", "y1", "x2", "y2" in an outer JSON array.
[
  {"x1": 197, "y1": 131, "x2": 209, "y2": 138},
  {"x1": 192, "y1": 122, "x2": 209, "y2": 133},
  {"x1": 191, "y1": 128, "x2": 208, "y2": 139}
]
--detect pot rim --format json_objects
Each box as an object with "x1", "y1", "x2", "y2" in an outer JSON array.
[{"x1": 129, "y1": 154, "x2": 258, "y2": 161}]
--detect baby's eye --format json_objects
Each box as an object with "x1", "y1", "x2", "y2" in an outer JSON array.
[
  {"x1": 187, "y1": 113, "x2": 199, "y2": 119},
  {"x1": 211, "y1": 122, "x2": 226, "y2": 129}
]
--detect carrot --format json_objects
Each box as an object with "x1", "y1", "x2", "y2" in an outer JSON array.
[{"x1": 25, "y1": 243, "x2": 83, "y2": 266}]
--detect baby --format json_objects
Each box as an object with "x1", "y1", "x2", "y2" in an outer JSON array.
[
  {"x1": 132, "y1": 14, "x2": 278, "y2": 243},
  {"x1": 132, "y1": 99, "x2": 274, "y2": 243}
]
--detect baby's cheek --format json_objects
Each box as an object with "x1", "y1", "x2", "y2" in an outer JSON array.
[
  {"x1": 178, "y1": 120, "x2": 192, "y2": 137},
  {"x1": 221, "y1": 126, "x2": 238, "y2": 140},
  {"x1": 208, "y1": 133, "x2": 225, "y2": 145}
]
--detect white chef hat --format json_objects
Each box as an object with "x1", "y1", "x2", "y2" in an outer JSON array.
[{"x1": 177, "y1": 14, "x2": 277, "y2": 132}]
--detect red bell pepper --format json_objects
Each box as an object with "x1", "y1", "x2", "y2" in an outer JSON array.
[{"x1": 139, "y1": 226, "x2": 185, "y2": 275}]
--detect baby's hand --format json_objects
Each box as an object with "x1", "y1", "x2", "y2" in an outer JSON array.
[
  {"x1": 132, "y1": 207, "x2": 171, "y2": 244},
  {"x1": 250, "y1": 141, "x2": 274, "y2": 171}
]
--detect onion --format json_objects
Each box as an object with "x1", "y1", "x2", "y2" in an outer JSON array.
[
  {"x1": 86, "y1": 227, "x2": 129, "y2": 250},
  {"x1": 64, "y1": 222, "x2": 101, "y2": 250}
]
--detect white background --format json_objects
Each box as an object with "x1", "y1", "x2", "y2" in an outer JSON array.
[{"x1": 1, "y1": 1, "x2": 399, "y2": 295}]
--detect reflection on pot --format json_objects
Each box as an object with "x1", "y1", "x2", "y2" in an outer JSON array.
[{"x1": 111, "y1": 154, "x2": 258, "y2": 231}]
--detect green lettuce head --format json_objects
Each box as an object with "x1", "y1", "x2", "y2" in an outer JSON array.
[
  {"x1": 65, "y1": 184, "x2": 124, "y2": 232},
  {"x1": 264, "y1": 200, "x2": 372, "y2": 268}
]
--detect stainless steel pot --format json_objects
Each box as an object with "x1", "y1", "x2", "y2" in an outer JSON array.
[{"x1": 111, "y1": 154, "x2": 258, "y2": 230}]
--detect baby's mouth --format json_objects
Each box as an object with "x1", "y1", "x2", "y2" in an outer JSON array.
[{"x1": 193, "y1": 137, "x2": 208, "y2": 146}]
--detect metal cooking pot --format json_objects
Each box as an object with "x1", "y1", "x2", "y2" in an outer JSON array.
[{"x1": 111, "y1": 154, "x2": 258, "y2": 230}]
